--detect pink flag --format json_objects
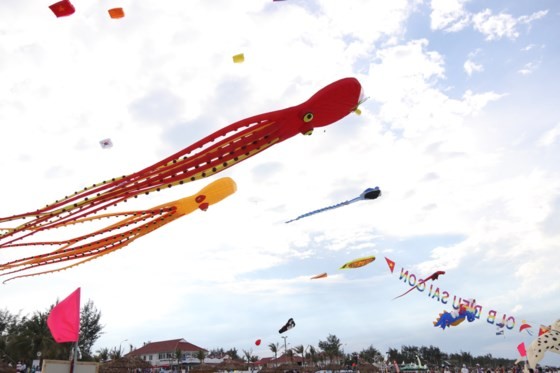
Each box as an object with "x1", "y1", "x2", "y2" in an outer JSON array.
[
  {"x1": 517, "y1": 342, "x2": 527, "y2": 357},
  {"x1": 47, "y1": 288, "x2": 81, "y2": 343}
]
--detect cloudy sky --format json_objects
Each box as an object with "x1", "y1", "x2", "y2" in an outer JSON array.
[{"x1": 1, "y1": 0, "x2": 559, "y2": 366}]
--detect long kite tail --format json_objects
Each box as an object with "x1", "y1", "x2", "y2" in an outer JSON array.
[
  {"x1": 285, "y1": 198, "x2": 358, "y2": 223},
  {"x1": 285, "y1": 186, "x2": 381, "y2": 223},
  {"x1": 392, "y1": 280, "x2": 426, "y2": 300}
]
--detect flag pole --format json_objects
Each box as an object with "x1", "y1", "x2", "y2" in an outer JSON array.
[{"x1": 69, "y1": 340, "x2": 78, "y2": 373}]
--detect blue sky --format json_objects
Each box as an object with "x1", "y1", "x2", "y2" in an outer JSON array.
[{"x1": 0, "y1": 0, "x2": 559, "y2": 367}]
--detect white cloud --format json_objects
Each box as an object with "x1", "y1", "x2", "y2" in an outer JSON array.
[
  {"x1": 430, "y1": 0, "x2": 471, "y2": 32},
  {"x1": 472, "y1": 9, "x2": 548, "y2": 41},
  {"x1": 518, "y1": 60, "x2": 541, "y2": 75},
  {"x1": 464, "y1": 59, "x2": 484, "y2": 76},
  {"x1": 538, "y1": 122, "x2": 560, "y2": 147}
]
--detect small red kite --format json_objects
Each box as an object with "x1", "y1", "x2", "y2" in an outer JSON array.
[{"x1": 49, "y1": 0, "x2": 75, "y2": 17}]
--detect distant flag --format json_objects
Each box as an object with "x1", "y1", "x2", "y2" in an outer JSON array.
[
  {"x1": 47, "y1": 288, "x2": 81, "y2": 343},
  {"x1": 538, "y1": 325, "x2": 550, "y2": 336},
  {"x1": 517, "y1": 342, "x2": 527, "y2": 357},
  {"x1": 99, "y1": 138, "x2": 113, "y2": 149},
  {"x1": 385, "y1": 257, "x2": 395, "y2": 273},
  {"x1": 393, "y1": 361, "x2": 400, "y2": 373},
  {"x1": 49, "y1": 0, "x2": 75, "y2": 17},
  {"x1": 108, "y1": 8, "x2": 125, "y2": 19}
]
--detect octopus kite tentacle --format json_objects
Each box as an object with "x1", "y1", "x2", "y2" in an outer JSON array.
[
  {"x1": 0, "y1": 77, "x2": 362, "y2": 245},
  {"x1": 0, "y1": 177, "x2": 237, "y2": 283}
]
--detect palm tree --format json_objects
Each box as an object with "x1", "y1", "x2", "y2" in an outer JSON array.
[
  {"x1": 307, "y1": 346, "x2": 317, "y2": 367},
  {"x1": 269, "y1": 342, "x2": 279, "y2": 360},
  {"x1": 242, "y1": 349, "x2": 252, "y2": 364},
  {"x1": 95, "y1": 347, "x2": 109, "y2": 362},
  {"x1": 293, "y1": 345, "x2": 304, "y2": 366}
]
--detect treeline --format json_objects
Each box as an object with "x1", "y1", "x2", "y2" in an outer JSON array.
[
  {"x1": 0, "y1": 302, "x2": 102, "y2": 366},
  {"x1": 2, "y1": 306, "x2": 515, "y2": 370}
]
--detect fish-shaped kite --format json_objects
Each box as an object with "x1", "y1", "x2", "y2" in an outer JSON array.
[
  {"x1": 0, "y1": 78, "x2": 363, "y2": 246},
  {"x1": 286, "y1": 187, "x2": 380, "y2": 224},
  {"x1": 339, "y1": 255, "x2": 375, "y2": 269},
  {"x1": 393, "y1": 270, "x2": 445, "y2": 300}
]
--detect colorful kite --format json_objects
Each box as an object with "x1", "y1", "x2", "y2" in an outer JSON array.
[
  {"x1": 393, "y1": 270, "x2": 445, "y2": 300},
  {"x1": 108, "y1": 8, "x2": 125, "y2": 19},
  {"x1": 279, "y1": 318, "x2": 295, "y2": 334},
  {"x1": 0, "y1": 177, "x2": 237, "y2": 283},
  {"x1": 0, "y1": 78, "x2": 363, "y2": 246},
  {"x1": 516, "y1": 319, "x2": 560, "y2": 370},
  {"x1": 339, "y1": 255, "x2": 375, "y2": 269},
  {"x1": 385, "y1": 257, "x2": 395, "y2": 273},
  {"x1": 232, "y1": 53, "x2": 245, "y2": 63},
  {"x1": 519, "y1": 320, "x2": 533, "y2": 335},
  {"x1": 310, "y1": 272, "x2": 328, "y2": 280},
  {"x1": 433, "y1": 305, "x2": 476, "y2": 330},
  {"x1": 285, "y1": 186, "x2": 380, "y2": 223}
]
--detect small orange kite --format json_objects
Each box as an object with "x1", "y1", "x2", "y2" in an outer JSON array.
[
  {"x1": 108, "y1": 7, "x2": 125, "y2": 19},
  {"x1": 310, "y1": 272, "x2": 328, "y2": 279}
]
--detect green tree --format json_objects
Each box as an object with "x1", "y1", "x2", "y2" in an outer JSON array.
[
  {"x1": 306, "y1": 345, "x2": 317, "y2": 367},
  {"x1": 77, "y1": 300, "x2": 103, "y2": 360},
  {"x1": 242, "y1": 349, "x2": 252, "y2": 364},
  {"x1": 318, "y1": 334, "x2": 343, "y2": 365},
  {"x1": 359, "y1": 345, "x2": 383, "y2": 364},
  {"x1": 225, "y1": 348, "x2": 239, "y2": 360},
  {"x1": 292, "y1": 345, "x2": 304, "y2": 360},
  {"x1": 94, "y1": 347, "x2": 109, "y2": 362},
  {"x1": 196, "y1": 349, "x2": 206, "y2": 364},
  {"x1": 268, "y1": 342, "x2": 279, "y2": 359}
]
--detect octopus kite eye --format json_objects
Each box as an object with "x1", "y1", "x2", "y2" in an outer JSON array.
[{"x1": 302, "y1": 112, "x2": 314, "y2": 123}]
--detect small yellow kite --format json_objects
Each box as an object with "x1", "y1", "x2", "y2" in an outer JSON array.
[{"x1": 339, "y1": 255, "x2": 376, "y2": 269}]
